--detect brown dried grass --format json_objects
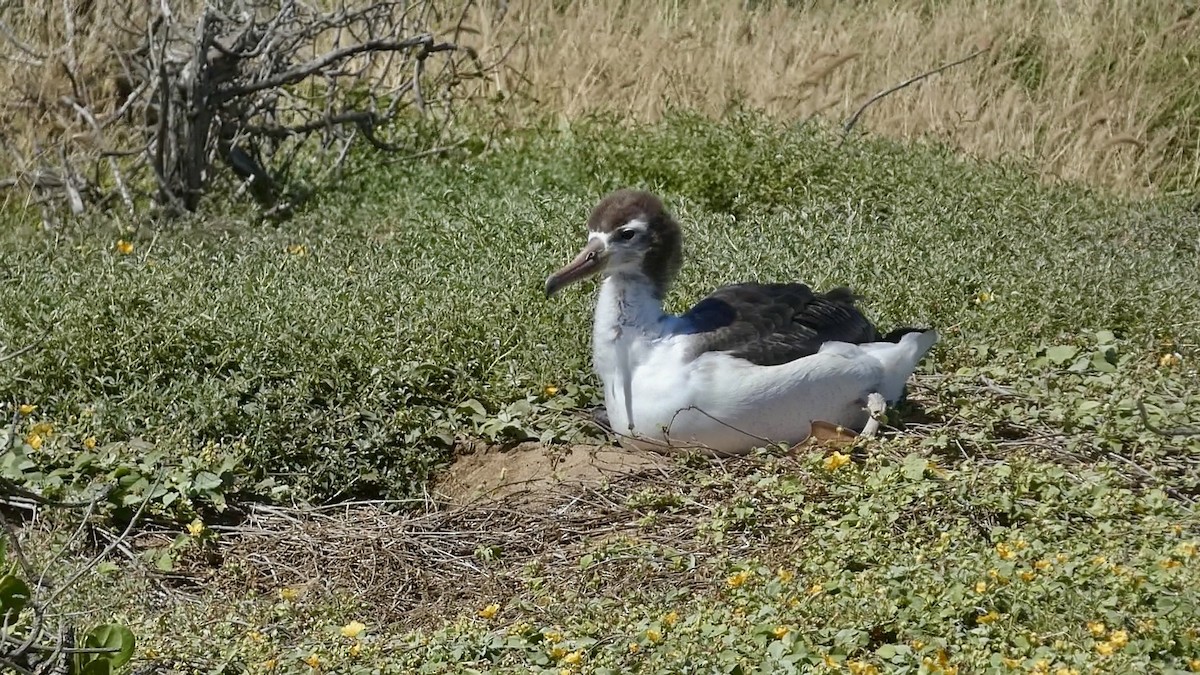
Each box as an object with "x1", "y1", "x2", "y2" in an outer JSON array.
[{"x1": 470, "y1": 0, "x2": 1200, "y2": 193}]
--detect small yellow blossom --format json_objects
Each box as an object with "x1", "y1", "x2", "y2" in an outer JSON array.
[
  {"x1": 663, "y1": 611, "x2": 679, "y2": 627},
  {"x1": 1092, "y1": 555, "x2": 1108, "y2": 566},
  {"x1": 1054, "y1": 668, "x2": 1079, "y2": 675},
  {"x1": 1055, "y1": 553, "x2": 1068, "y2": 563},
  {"x1": 1031, "y1": 660, "x2": 1049, "y2": 675},
  {"x1": 547, "y1": 646, "x2": 567, "y2": 660},
  {"x1": 264, "y1": 659, "x2": 278, "y2": 671},
  {"x1": 823, "y1": 653, "x2": 838, "y2": 668},
  {"x1": 1034, "y1": 559, "x2": 1052, "y2": 572},
  {"x1": 83, "y1": 436, "x2": 97, "y2": 449},
  {"x1": 563, "y1": 650, "x2": 582, "y2": 665},
  {"x1": 996, "y1": 543, "x2": 1016, "y2": 560},
  {"x1": 479, "y1": 603, "x2": 499, "y2": 619},
  {"x1": 349, "y1": 643, "x2": 361, "y2": 657},
  {"x1": 31, "y1": 422, "x2": 53, "y2": 436},
  {"x1": 1096, "y1": 642, "x2": 1115, "y2": 656},
  {"x1": 977, "y1": 610, "x2": 1001, "y2": 624},
  {"x1": 1179, "y1": 542, "x2": 1198, "y2": 557},
  {"x1": 911, "y1": 639, "x2": 925, "y2": 650},
  {"x1": 1019, "y1": 570, "x2": 1036, "y2": 582},
  {"x1": 286, "y1": 244, "x2": 307, "y2": 256},
  {"x1": 777, "y1": 567, "x2": 795, "y2": 582},
  {"x1": 823, "y1": 450, "x2": 851, "y2": 471},
  {"x1": 1001, "y1": 657, "x2": 1020, "y2": 668},
  {"x1": 246, "y1": 630, "x2": 264, "y2": 642},
  {"x1": 18, "y1": 404, "x2": 36, "y2": 415},
  {"x1": 727, "y1": 570, "x2": 752, "y2": 588},
  {"x1": 847, "y1": 660, "x2": 879, "y2": 675},
  {"x1": 1088, "y1": 621, "x2": 1107, "y2": 637},
  {"x1": 116, "y1": 239, "x2": 134, "y2": 255},
  {"x1": 773, "y1": 625, "x2": 789, "y2": 639},
  {"x1": 1109, "y1": 630, "x2": 1128, "y2": 648},
  {"x1": 975, "y1": 581, "x2": 988, "y2": 594},
  {"x1": 304, "y1": 653, "x2": 320, "y2": 668},
  {"x1": 26, "y1": 433, "x2": 43, "y2": 450},
  {"x1": 560, "y1": 670, "x2": 571, "y2": 675},
  {"x1": 1015, "y1": 539, "x2": 1028, "y2": 550},
  {"x1": 1189, "y1": 658, "x2": 1200, "y2": 672},
  {"x1": 974, "y1": 291, "x2": 993, "y2": 304},
  {"x1": 279, "y1": 587, "x2": 300, "y2": 601},
  {"x1": 808, "y1": 582, "x2": 824, "y2": 595},
  {"x1": 628, "y1": 643, "x2": 640, "y2": 653},
  {"x1": 1159, "y1": 352, "x2": 1183, "y2": 368},
  {"x1": 988, "y1": 568, "x2": 1001, "y2": 580},
  {"x1": 186, "y1": 519, "x2": 205, "y2": 537},
  {"x1": 543, "y1": 385, "x2": 559, "y2": 396},
  {"x1": 645, "y1": 628, "x2": 662, "y2": 644},
  {"x1": 545, "y1": 630, "x2": 564, "y2": 644},
  {"x1": 1160, "y1": 558, "x2": 1182, "y2": 570},
  {"x1": 340, "y1": 621, "x2": 366, "y2": 638}
]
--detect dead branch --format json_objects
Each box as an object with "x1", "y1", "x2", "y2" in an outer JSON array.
[
  {"x1": 1138, "y1": 399, "x2": 1200, "y2": 437},
  {"x1": 843, "y1": 46, "x2": 989, "y2": 137},
  {"x1": 0, "y1": 0, "x2": 509, "y2": 218}
]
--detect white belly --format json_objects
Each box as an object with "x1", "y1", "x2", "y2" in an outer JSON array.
[{"x1": 602, "y1": 340, "x2": 882, "y2": 454}]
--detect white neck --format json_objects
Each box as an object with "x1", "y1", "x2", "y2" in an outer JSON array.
[{"x1": 590, "y1": 271, "x2": 671, "y2": 433}]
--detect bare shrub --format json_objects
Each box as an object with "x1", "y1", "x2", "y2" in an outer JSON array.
[{"x1": 0, "y1": 0, "x2": 504, "y2": 220}]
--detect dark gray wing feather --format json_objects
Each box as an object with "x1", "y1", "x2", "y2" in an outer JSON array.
[{"x1": 678, "y1": 283, "x2": 883, "y2": 366}]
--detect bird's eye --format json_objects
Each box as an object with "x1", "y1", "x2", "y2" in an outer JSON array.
[{"x1": 617, "y1": 229, "x2": 637, "y2": 241}]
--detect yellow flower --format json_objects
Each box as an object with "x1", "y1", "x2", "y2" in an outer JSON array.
[
  {"x1": 942, "y1": 667, "x2": 959, "y2": 675},
  {"x1": 26, "y1": 433, "x2": 43, "y2": 450},
  {"x1": 996, "y1": 543, "x2": 1016, "y2": 560},
  {"x1": 543, "y1": 385, "x2": 559, "y2": 396},
  {"x1": 1019, "y1": 570, "x2": 1036, "y2": 582},
  {"x1": 847, "y1": 660, "x2": 879, "y2": 675},
  {"x1": 1096, "y1": 641, "x2": 1115, "y2": 656},
  {"x1": 1014, "y1": 539, "x2": 1028, "y2": 550},
  {"x1": 304, "y1": 653, "x2": 320, "y2": 668},
  {"x1": 1179, "y1": 542, "x2": 1198, "y2": 557},
  {"x1": 823, "y1": 653, "x2": 837, "y2": 668},
  {"x1": 911, "y1": 639, "x2": 925, "y2": 650},
  {"x1": 560, "y1": 670, "x2": 571, "y2": 675},
  {"x1": 1109, "y1": 630, "x2": 1128, "y2": 648},
  {"x1": 1159, "y1": 352, "x2": 1183, "y2": 367},
  {"x1": 823, "y1": 450, "x2": 851, "y2": 471},
  {"x1": 116, "y1": 239, "x2": 134, "y2": 255},
  {"x1": 645, "y1": 628, "x2": 662, "y2": 644},
  {"x1": 1031, "y1": 660, "x2": 1049, "y2": 675},
  {"x1": 349, "y1": 643, "x2": 361, "y2": 657},
  {"x1": 987, "y1": 568, "x2": 1001, "y2": 580},
  {"x1": 545, "y1": 630, "x2": 564, "y2": 643},
  {"x1": 663, "y1": 611, "x2": 679, "y2": 627},
  {"x1": 263, "y1": 659, "x2": 278, "y2": 671},
  {"x1": 186, "y1": 519, "x2": 205, "y2": 537},
  {"x1": 83, "y1": 436, "x2": 97, "y2": 449},
  {"x1": 1034, "y1": 559, "x2": 1052, "y2": 572},
  {"x1": 1054, "y1": 668, "x2": 1079, "y2": 675},
  {"x1": 563, "y1": 650, "x2": 582, "y2": 665},
  {"x1": 727, "y1": 570, "x2": 752, "y2": 588},
  {"x1": 1092, "y1": 555, "x2": 1107, "y2": 566},
  {"x1": 1001, "y1": 657, "x2": 1020, "y2": 668},
  {"x1": 628, "y1": 642, "x2": 640, "y2": 653},
  {"x1": 17, "y1": 404, "x2": 36, "y2": 415},
  {"x1": 478, "y1": 603, "x2": 499, "y2": 619},
  {"x1": 777, "y1": 567, "x2": 795, "y2": 582},
  {"x1": 772, "y1": 625, "x2": 789, "y2": 639},
  {"x1": 1189, "y1": 658, "x2": 1200, "y2": 672},
  {"x1": 340, "y1": 621, "x2": 366, "y2": 638},
  {"x1": 977, "y1": 610, "x2": 1001, "y2": 624},
  {"x1": 246, "y1": 630, "x2": 264, "y2": 642},
  {"x1": 1087, "y1": 621, "x2": 1106, "y2": 637},
  {"x1": 975, "y1": 581, "x2": 988, "y2": 594},
  {"x1": 279, "y1": 587, "x2": 300, "y2": 601},
  {"x1": 1160, "y1": 558, "x2": 1182, "y2": 569},
  {"x1": 547, "y1": 646, "x2": 567, "y2": 660},
  {"x1": 286, "y1": 244, "x2": 307, "y2": 256},
  {"x1": 808, "y1": 582, "x2": 824, "y2": 595}
]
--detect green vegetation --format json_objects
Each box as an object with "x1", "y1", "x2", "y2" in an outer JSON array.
[{"x1": 3, "y1": 112, "x2": 1199, "y2": 673}]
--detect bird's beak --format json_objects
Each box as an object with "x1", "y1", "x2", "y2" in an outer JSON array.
[{"x1": 545, "y1": 237, "x2": 606, "y2": 297}]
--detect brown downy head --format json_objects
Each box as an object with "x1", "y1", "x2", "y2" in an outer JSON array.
[{"x1": 544, "y1": 189, "x2": 683, "y2": 299}]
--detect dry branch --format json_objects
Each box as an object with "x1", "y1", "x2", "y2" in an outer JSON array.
[{"x1": 0, "y1": 0, "x2": 502, "y2": 219}]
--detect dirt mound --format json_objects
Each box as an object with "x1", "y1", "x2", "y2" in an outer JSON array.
[{"x1": 435, "y1": 441, "x2": 669, "y2": 505}]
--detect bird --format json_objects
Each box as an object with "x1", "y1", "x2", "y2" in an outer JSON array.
[{"x1": 544, "y1": 188, "x2": 938, "y2": 456}]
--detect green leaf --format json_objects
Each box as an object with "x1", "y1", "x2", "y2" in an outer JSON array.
[
  {"x1": 192, "y1": 471, "x2": 223, "y2": 491},
  {"x1": 1044, "y1": 345, "x2": 1078, "y2": 365},
  {"x1": 83, "y1": 623, "x2": 136, "y2": 668},
  {"x1": 78, "y1": 659, "x2": 112, "y2": 675},
  {"x1": 902, "y1": 454, "x2": 929, "y2": 481},
  {"x1": 0, "y1": 574, "x2": 30, "y2": 623}
]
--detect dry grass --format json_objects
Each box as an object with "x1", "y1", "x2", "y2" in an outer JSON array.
[
  {"x1": 471, "y1": 0, "x2": 1200, "y2": 193},
  {"x1": 4, "y1": 0, "x2": 1197, "y2": 195}
]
